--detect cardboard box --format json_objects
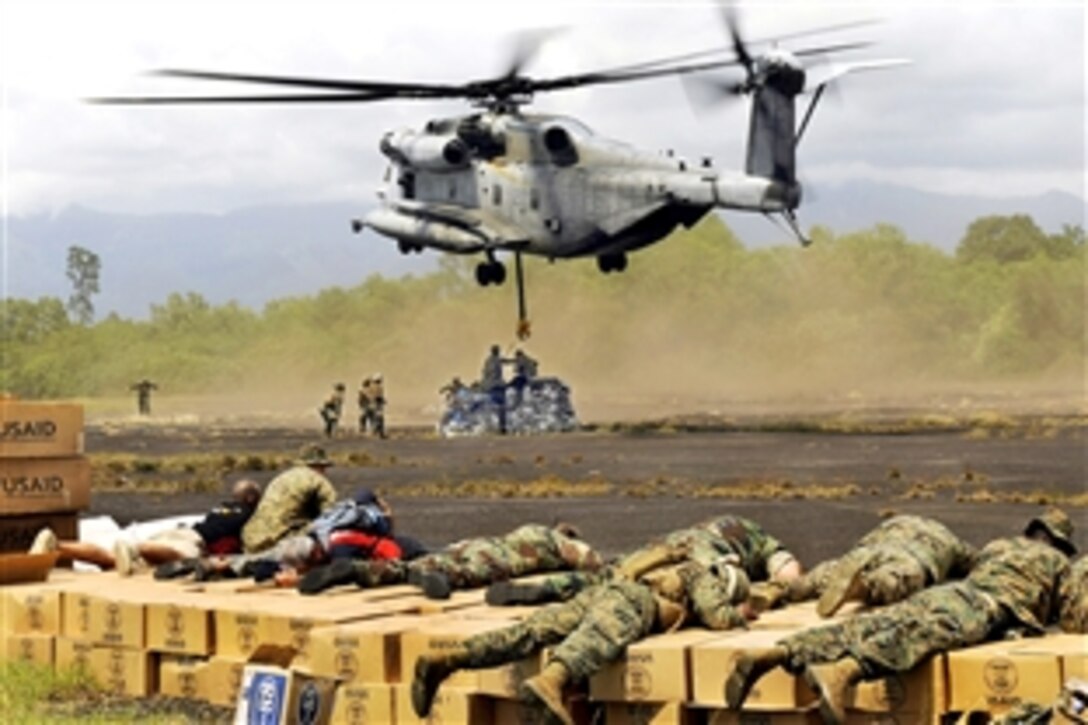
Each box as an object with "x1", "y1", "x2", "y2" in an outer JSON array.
[
  {"x1": 54, "y1": 636, "x2": 94, "y2": 673},
  {"x1": 3, "y1": 633, "x2": 54, "y2": 665},
  {"x1": 0, "y1": 513, "x2": 78, "y2": 555},
  {"x1": 0, "y1": 457, "x2": 91, "y2": 514},
  {"x1": 394, "y1": 684, "x2": 492, "y2": 725},
  {"x1": 690, "y1": 630, "x2": 816, "y2": 710},
  {"x1": 848, "y1": 654, "x2": 945, "y2": 717},
  {"x1": 330, "y1": 683, "x2": 394, "y2": 725},
  {"x1": 214, "y1": 605, "x2": 264, "y2": 660},
  {"x1": 476, "y1": 651, "x2": 544, "y2": 699},
  {"x1": 398, "y1": 618, "x2": 511, "y2": 689},
  {"x1": 947, "y1": 639, "x2": 1062, "y2": 715},
  {"x1": 145, "y1": 599, "x2": 212, "y2": 655},
  {"x1": 62, "y1": 589, "x2": 94, "y2": 640},
  {"x1": 606, "y1": 701, "x2": 699, "y2": 724},
  {"x1": 234, "y1": 646, "x2": 338, "y2": 725},
  {"x1": 92, "y1": 646, "x2": 156, "y2": 697},
  {"x1": 89, "y1": 595, "x2": 144, "y2": 648},
  {"x1": 491, "y1": 698, "x2": 549, "y2": 725},
  {"x1": 1, "y1": 575, "x2": 62, "y2": 633},
  {"x1": 200, "y1": 655, "x2": 247, "y2": 707},
  {"x1": 159, "y1": 655, "x2": 204, "y2": 699},
  {"x1": 301, "y1": 616, "x2": 420, "y2": 685},
  {"x1": 591, "y1": 629, "x2": 723, "y2": 703},
  {"x1": 0, "y1": 401, "x2": 83, "y2": 458}
]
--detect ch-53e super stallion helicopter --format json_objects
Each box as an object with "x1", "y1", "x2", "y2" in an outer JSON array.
[{"x1": 92, "y1": 9, "x2": 904, "y2": 339}]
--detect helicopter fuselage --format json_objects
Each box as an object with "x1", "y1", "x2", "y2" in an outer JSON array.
[{"x1": 359, "y1": 111, "x2": 798, "y2": 267}]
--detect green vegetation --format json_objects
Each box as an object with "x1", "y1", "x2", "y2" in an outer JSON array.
[{"x1": 2, "y1": 215, "x2": 1083, "y2": 402}]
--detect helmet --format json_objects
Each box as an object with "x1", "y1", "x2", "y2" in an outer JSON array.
[
  {"x1": 335, "y1": 383, "x2": 345, "y2": 391},
  {"x1": 373, "y1": 373, "x2": 383, "y2": 381},
  {"x1": 1025, "y1": 507, "x2": 1076, "y2": 556},
  {"x1": 295, "y1": 444, "x2": 333, "y2": 468}
]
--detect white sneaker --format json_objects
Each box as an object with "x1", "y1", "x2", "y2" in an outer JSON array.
[
  {"x1": 29, "y1": 528, "x2": 58, "y2": 555},
  {"x1": 113, "y1": 540, "x2": 139, "y2": 576}
]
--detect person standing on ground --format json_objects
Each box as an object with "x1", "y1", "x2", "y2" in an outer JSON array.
[
  {"x1": 130, "y1": 379, "x2": 158, "y2": 416},
  {"x1": 480, "y1": 344, "x2": 507, "y2": 433},
  {"x1": 319, "y1": 383, "x2": 345, "y2": 438},
  {"x1": 360, "y1": 373, "x2": 386, "y2": 438}
]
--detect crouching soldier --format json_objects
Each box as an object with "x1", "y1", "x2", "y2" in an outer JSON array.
[
  {"x1": 725, "y1": 508, "x2": 1075, "y2": 725},
  {"x1": 412, "y1": 537, "x2": 754, "y2": 725}
]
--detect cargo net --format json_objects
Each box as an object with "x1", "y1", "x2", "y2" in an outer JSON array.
[{"x1": 438, "y1": 377, "x2": 579, "y2": 437}]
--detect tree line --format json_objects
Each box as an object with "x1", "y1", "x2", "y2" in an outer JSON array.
[{"x1": 1, "y1": 214, "x2": 1083, "y2": 401}]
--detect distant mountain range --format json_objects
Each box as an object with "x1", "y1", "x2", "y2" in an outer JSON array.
[{"x1": 5, "y1": 182, "x2": 1084, "y2": 319}]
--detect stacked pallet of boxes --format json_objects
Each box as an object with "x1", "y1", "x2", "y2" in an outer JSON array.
[{"x1": 1, "y1": 398, "x2": 90, "y2": 669}]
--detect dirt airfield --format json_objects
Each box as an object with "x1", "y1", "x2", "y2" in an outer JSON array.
[{"x1": 85, "y1": 399, "x2": 1088, "y2": 565}]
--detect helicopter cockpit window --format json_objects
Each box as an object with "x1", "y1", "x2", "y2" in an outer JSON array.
[{"x1": 492, "y1": 184, "x2": 503, "y2": 206}]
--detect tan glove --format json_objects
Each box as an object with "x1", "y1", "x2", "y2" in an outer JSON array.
[{"x1": 748, "y1": 581, "x2": 789, "y2": 614}]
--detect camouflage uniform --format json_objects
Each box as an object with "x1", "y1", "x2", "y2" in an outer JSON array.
[
  {"x1": 1059, "y1": 555, "x2": 1088, "y2": 633},
  {"x1": 320, "y1": 386, "x2": 345, "y2": 438},
  {"x1": 792, "y1": 515, "x2": 976, "y2": 606},
  {"x1": 455, "y1": 550, "x2": 748, "y2": 684},
  {"x1": 512, "y1": 515, "x2": 796, "y2": 604},
  {"x1": 354, "y1": 523, "x2": 601, "y2": 589},
  {"x1": 778, "y1": 535, "x2": 1070, "y2": 678},
  {"x1": 241, "y1": 465, "x2": 337, "y2": 553}
]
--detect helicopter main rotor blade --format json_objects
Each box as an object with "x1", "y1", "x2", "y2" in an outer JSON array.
[
  {"x1": 88, "y1": 91, "x2": 406, "y2": 105},
  {"x1": 153, "y1": 69, "x2": 468, "y2": 96},
  {"x1": 501, "y1": 27, "x2": 567, "y2": 79}
]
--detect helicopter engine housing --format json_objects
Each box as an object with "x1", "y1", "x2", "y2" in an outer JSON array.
[
  {"x1": 380, "y1": 130, "x2": 471, "y2": 171},
  {"x1": 541, "y1": 125, "x2": 579, "y2": 166}
]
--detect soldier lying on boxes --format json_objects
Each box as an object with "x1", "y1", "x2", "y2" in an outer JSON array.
[
  {"x1": 28, "y1": 479, "x2": 263, "y2": 575},
  {"x1": 485, "y1": 515, "x2": 801, "y2": 608},
  {"x1": 411, "y1": 534, "x2": 776, "y2": 724},
  {"x1": 747, "y1": 514, "x2": 977, "y2": 617},
  {"x1": 725, "y1": 508, "x2": 1076, "y2": 725},
  {"x1": 298, "y1": 522, "x2": 601, "y2": 599},
  {"x1": 412, "y1": 516, "x2": 801, "y2": 725}
]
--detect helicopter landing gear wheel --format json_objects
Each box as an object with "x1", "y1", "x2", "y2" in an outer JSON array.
[
  {"x1": 475, "y1": 260, "x2": 507, "y2": 286},
  {"x1": 597, "y1": 252, "x2": 628, "y2": 274}
]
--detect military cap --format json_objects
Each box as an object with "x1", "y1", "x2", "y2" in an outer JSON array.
[
  {"x1": 295, "y1": 443, "x2": 333, "y2": 467},
  {"x1": 1026, "y1": 507, "x2": 1076, "y2": 556}
]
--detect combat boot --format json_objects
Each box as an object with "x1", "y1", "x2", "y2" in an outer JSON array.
[
  {"x1": 411, "y1": 652, "x2": 467, "y2": 717},
  {"x1": 724, "y1": 645, "x2": 788, "y2": 708},
  {"x1": 520, "y1": 661, "x2": 574, "y2": 725},
  {"x1": 818, "y1": 561, "x2": 867, "y2": 618},
  {"x1": 803, "y1": 657, "x2": 864, "y2": 725},
  {"x1": 298, "y1": 559, "x2": 357, "y2": 595},
  {"x1": 417, "y1": 571, "x2": 452, "y2": 600}
]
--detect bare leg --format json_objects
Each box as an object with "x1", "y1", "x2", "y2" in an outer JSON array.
[
  {"x1": 56, "y1": 541, "x2": 116, "y2": 570},
  {"x1": 136, "y1": 542, "x2": 186, "y2": 566}
]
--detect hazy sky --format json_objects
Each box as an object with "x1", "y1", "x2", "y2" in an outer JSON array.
[{"x1": 1, "y1": 0, "x2": 1084, "y2": 218}]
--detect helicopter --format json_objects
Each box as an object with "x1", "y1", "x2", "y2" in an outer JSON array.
[{"x1": 90, "y1": 8, "x2": 905, "y2": 340}]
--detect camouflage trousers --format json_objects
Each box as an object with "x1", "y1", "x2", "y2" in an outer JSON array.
[
  {"x1": 780, "y1": 582, "x2": 1006, "y2": 678},
  {"x1": 793, "y1": 546, "x2": 930, "y2": 607},
  {"x1": 459, "y1": 580, "x2": 657, "y2": 681},
  {"x1": 351, "y1": 546, "x2": 557, "y2": 590}
]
